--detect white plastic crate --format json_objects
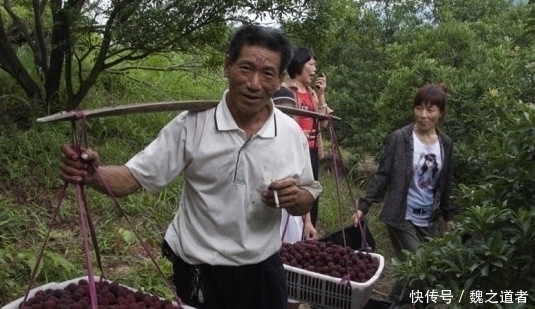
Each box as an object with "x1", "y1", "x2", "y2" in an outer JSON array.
[
  {"x1": 284, "y1": 252, "x2": 385, "y2": 309},
  {"x1": 2, "y1": 276, "x2": 195, "y2": 309}
]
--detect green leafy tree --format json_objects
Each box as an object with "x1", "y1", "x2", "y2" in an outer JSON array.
[
  {"x1": 0, "y1": 0, "x2": 304, "y2": 117},
  {"x1": 284, "y1": 0, "x2": 535, "y2": 304},
  {"x1": 354, "y1": 1, "x2": 535, "y2": 305}
]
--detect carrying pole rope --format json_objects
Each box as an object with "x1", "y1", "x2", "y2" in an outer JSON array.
[
  {"x1": 327, "y1": 116, "x2": 371, "y2": 252},
  {"x1": 20, "y1": 181, "x2": 68, "y2": 308},
  {"x1": 73, "y1": 112, "x2": 106, "y2": 277},
  {"x1": 21, "y1": 112, "x2": 184, "y2": 308},
  {"x1": 326, "y1": 116, "x2": 371, "y2": 286},
  {"x1": 72, "y1": 113, "x2": 184, "y2": 307},
  {"x1": 72, "y1": 112, "x2": 99, "y2": 309}
]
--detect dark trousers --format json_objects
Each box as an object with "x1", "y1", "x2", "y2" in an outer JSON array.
[
  {"x1": 163, "y1": 241, "x2": 287, "y2": 309},
  {"x1": 386, "y1": 221, "x2": 435, "y2": 308},
  {"x1": 309, "y1": 147, "x2": 320, "y2": 226}
]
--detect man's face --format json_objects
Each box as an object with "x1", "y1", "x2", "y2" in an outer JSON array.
[{"x1": 224, "y1": 45, "x2": 283, "y2": 115}]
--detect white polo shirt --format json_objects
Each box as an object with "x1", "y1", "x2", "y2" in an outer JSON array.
[{"x1": 125, "y1": 91, "x2": 322, "y2": 266}]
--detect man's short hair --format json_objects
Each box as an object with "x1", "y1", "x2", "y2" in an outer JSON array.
[{"x1": 227, "y1": 24, "x2": 293, "y2": 75}]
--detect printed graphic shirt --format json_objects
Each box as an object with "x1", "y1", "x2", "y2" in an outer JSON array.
[{"x1": 406, "y1": 131, "x2": 442, "y2": 226}]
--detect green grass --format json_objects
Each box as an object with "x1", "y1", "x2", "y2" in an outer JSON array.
[{"x1": 0, "y1": 115, "x2": 184, "y2": 304}]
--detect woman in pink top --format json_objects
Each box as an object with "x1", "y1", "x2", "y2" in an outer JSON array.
[{"x1": 285, "y1": 47, "x2": 333, "y2": 227}]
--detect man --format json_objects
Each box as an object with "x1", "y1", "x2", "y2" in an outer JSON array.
[{"x1": 59, "y1": 24, "x2": 321, "y2": 309}]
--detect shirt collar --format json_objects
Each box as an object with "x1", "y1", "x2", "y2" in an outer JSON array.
[{"x1": 215, "y1": 90, "x2": 278, "y2": 138}]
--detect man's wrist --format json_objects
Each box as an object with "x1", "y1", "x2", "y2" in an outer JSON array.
[{"x1": 83, "y1": 170, "x2": 99, "y2": 188}]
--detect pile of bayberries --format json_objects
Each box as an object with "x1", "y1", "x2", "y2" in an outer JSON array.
[
  {"x1": 19, "y1": 279, "x2": 181, "y2": 309},
  {"x1": 279, "y1": 239, "x2": 380, "y2": 283}
]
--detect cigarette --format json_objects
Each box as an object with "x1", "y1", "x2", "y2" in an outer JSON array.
[{"x1": 273, "y1": 190, "x2": 280, "y2": 208}]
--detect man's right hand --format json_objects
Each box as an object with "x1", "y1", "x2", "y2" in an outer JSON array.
[{"x1": 59, "y1": 144, "x2": 100, "y2": 185}]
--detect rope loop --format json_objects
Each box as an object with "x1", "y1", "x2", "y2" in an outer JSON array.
[{"x1": 22, "y1": 113, "x2": 184, "y2": 308}]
